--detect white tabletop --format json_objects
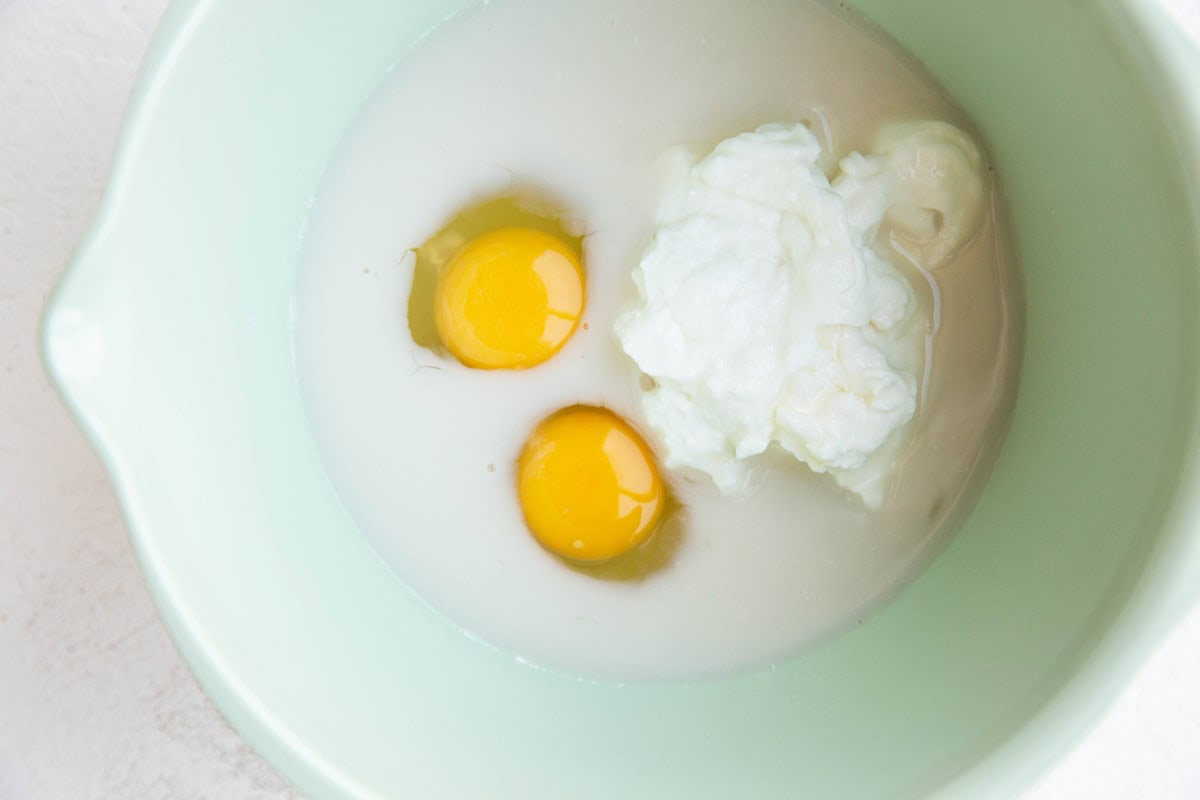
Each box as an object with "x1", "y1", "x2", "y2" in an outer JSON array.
[{"x1": 1, "y1": 1, "x2": 1197, "y2": 797}]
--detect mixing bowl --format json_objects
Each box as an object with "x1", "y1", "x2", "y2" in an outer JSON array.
[{"x1": 43, "y1": 1, "x2": 1200, "y2": 797}]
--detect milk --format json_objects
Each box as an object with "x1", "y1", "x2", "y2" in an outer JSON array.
[{"x1": 293, "y1": 0, "x2": 1021, "y2": 680}]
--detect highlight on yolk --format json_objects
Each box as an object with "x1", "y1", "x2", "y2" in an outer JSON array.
[
  {"x1": 518, "y1": 406, "x2": 665, "y2": 563},
  {"x1": 434, "y1": 227, "x2": 584, "y2": 370}
]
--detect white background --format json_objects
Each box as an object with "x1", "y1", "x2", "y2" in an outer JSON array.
[{"x1": 1, "y1": 1, "x2": 1197, "y2": 797}]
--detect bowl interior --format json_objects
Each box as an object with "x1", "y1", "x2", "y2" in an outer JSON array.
[{"x1": 43, "y1": 0, "x2": 1200, "y2": 798}]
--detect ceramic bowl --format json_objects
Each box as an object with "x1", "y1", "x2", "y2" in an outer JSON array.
[{"x1": 44, "y1": 1, "x2": 1200, "y2": 797}]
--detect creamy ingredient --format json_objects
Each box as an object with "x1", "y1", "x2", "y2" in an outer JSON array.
[
  {"x1": 866, "y1": 120, "x2": 988, "y2": 270},
  {"x1": 618, "y1": 120, "x2": 987, "y2": 507}
]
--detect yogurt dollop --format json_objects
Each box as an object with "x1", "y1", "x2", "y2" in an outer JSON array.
[{"x1": 616, "y1": 120, "x2": 987, "y2": 507}]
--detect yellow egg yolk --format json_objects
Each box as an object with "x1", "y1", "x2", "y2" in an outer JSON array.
[
  {"x1": 518, "y1": 407, "x2": 665, "y2": 563},
  {"x1": 434, "y1": 227, "x2": 584, "y2": 369}
]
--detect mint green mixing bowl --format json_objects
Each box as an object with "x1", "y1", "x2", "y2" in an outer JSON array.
[{"x1": 43, "y1": 1, "x2": 1200, "y2": 797}]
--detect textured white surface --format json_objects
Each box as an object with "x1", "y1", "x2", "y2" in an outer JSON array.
[
  {"x1": 0, "y1": 1, "x2": 1196, "y2": 798},
  {"x1": 0, "y1": 1, "x2": 298, "y2": 797},
  {"x1": 619, "y1": 122, "x2": 924, "y2": 505}
]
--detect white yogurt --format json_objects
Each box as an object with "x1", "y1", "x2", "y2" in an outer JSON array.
[{"x1": 618, "y1": 120, "x2": 988, "y2": 507}]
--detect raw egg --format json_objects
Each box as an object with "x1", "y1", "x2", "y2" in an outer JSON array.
[
  {"x1": 518, "y1": 406, "x2": 665, "y2": 562},
  {"x1": 434, "y1": 227, "x2": 584, "y2": 369}
]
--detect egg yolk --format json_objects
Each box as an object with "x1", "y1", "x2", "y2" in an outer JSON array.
[
  {"x1": 518, "y1": 407, "x2": 665, "y2": 563},
  {"x1": 434, "y1": 227, "x2": 584, "y2": 369}
]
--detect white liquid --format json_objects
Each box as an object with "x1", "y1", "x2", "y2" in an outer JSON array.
[{"x1": 294, "y1": 0, "x2": 1021, "y2": 680}]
